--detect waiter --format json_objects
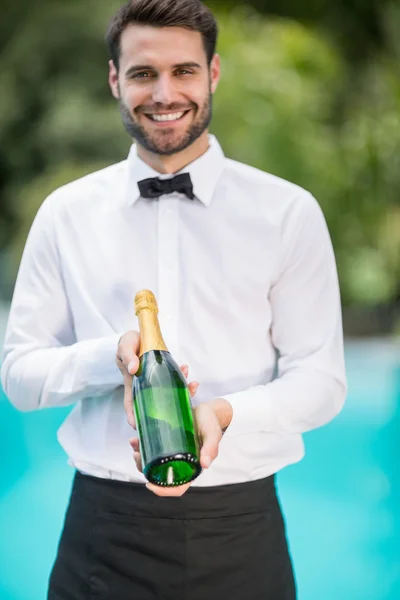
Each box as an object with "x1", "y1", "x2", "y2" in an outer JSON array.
[{"x1": 1, "y1": 0, "x2": 347, "y2": 598}]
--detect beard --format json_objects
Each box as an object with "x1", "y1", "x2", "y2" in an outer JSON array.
[{"x1": 118, "y1": 93, "x2": 213, "y2": 156}]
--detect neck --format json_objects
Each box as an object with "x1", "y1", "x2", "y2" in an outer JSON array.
[
  {"x1": 136, "y1": 131, "x2": 210, "y2": 174},
  {"x1": 137, "y1": 308, "x2": 169, "y2": 357}
]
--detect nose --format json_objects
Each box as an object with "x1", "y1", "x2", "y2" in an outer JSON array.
[{"x1": 152, "y1": 74, "x2": 179, "y2": 106}]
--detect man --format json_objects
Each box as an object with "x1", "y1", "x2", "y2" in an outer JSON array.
[{"x1": 1, "y1": 0, "x2": 347, "y2": 598}]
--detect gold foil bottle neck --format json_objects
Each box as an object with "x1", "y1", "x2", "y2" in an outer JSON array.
[
  {"x1": 134, "y1": 290, "x2": 168, "y2": 357},
  {"x1": 134, "y1": 290, "x2": 158, "y2": 315}
]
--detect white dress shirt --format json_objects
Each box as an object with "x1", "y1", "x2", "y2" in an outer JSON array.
[{"x1": 1, "y1": 135, "x2": 347, "y2": 486}]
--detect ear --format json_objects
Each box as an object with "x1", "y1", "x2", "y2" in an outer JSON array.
[
  {"x1": 210, "y1": 54, "x2": 221, "y2": 94},
  {"x1": 109, "y1": 60, "x2": 120, "y2": 99}
]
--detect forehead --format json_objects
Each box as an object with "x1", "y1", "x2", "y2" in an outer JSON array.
[{"x1": 119, "y1": 24, "x2": 206, "y2": 70}]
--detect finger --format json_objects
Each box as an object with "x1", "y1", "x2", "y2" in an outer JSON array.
[
  {"x1": 200, "y1": 423, "x2": 222, "y2": 467},
  {"x1": 200, "y1": 427, "x2": 221, "y2": 468},
  {"x1": 195, "y1": 406, "x2": 222, "y2": 469},
  {"x1": 117, "y1": 352, "x2": 140, "y2": 377},
  {"x1": 124, "y1": 384, "x2": 136, "y2": 428},
  {"x1": 180, "y1": 364, "x2": 189, "y2": 379},
  {"x1": 188, "y1": 381, "x2": 200, "y2": 398},
  {"x1": 146, "y1": 482, "x2": 191, "y2": 497},
  {"x1": 117, "y1": 331, "x2": 140, "y2": 375},
  {"x1": 129, "y1": 438, "x2": 140, "y2": 452},
  {"x1": 129, "y1": 437, "x2": 143, "y2": 471},
  {"x1": 133, "y1": 451, "x2": 143, "y2": 473},
  {"x1": 127, "y1": 356, "x2": 140, "y2": 375}
]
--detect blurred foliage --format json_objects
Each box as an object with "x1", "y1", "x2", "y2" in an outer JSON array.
[
  {"x1": 0, "y1": 0, "x2": 399, "y2": 318},
  {"x1": 210, "y1": 0, "x2": 388, "y2": 65},
  {"x1": 212, "y1": 6, "x2": 400, "y2": 308}
]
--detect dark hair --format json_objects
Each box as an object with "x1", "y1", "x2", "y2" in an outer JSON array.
[{"x1": 105, "y1": 0, "x2": 218, "y2": 70}]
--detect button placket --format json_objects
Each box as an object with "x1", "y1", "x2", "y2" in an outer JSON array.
[{"x1": 157, "y1": 195, "x2": 180, "y2": 359}]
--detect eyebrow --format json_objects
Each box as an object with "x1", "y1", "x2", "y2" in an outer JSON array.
[{"x1": 125, "y1": 62, "x2": 202, "y2": 78}]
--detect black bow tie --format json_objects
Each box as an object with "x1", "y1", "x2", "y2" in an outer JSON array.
[{"x1": 138, "y1": 173, "x2": 195, "y2": 200}]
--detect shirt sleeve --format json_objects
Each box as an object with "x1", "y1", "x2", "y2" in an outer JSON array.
[
  {"x1": 222, "y1": 192, "x2": 347, "y2": 437},
  {"x1": 1, "y1": 196, "x2": 124, "y2": 412}
]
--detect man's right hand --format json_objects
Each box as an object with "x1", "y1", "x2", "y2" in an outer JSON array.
[
  {"x1": 116, "y1": 331, "x2": 140, "y2": 428},
  {"x1": 116, "y1": 331, "x2": 200, "y2": 436}
]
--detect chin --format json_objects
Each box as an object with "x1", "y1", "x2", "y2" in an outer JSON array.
[
  {"x1": 149, "y1": 133, "x2": 190, "y2": 152},
  {"x1": 151, "y1": 143, "x2": 186, "y2": 156}
]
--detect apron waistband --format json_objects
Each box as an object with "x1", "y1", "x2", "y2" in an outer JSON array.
[{"x1": 73, "y1": 471, "x2": 277, "y2": 520}]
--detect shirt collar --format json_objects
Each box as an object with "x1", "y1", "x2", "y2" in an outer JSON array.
[{"x1": 126, "y1": 134, "x2": 225, "y2": 207}]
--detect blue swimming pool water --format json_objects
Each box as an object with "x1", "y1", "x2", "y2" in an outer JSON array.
[{"x1": 0, "y1": 339, "x2": 399, "y2": 600}]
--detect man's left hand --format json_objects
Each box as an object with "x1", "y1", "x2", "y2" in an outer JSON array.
[{"x1": 129, "y1": 366, "x2": 233, "y2": 497}]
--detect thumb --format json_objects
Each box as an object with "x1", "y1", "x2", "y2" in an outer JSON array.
[{"x1": 196, "y1": 407, "x2": 222, "y2": 469}]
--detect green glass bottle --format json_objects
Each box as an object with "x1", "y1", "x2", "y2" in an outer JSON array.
[{"x1": 132, "y1": 290, "x2": 202, "y2": 487}]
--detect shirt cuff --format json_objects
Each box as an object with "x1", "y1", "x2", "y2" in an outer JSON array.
[
  {"x1": 77, "y1": 333, "x2": 124, "y2": 390},
  {"x1": 220, "y1": 386, "x2": 269, "y2": 438}
]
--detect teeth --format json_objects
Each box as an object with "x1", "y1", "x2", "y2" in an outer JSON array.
[{"x1": 150, "y1": 112, "x2": 185, "y2": 122}]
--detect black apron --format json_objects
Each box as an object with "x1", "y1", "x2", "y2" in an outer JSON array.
[{"x1": 48, "y1": 471, "x2": 296, "y2": 599}]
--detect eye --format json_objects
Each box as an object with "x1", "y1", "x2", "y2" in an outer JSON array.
[
  {"x1": 133, "y1": 71, "x2": 154, "y2": 80},
  {"x1": 175, "y1": 68, "x2": 193, "y2": 76}
]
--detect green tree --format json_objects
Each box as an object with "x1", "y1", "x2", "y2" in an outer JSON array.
[{"x1": 0, "y1": 1, "x2": 399, "y2": 321}]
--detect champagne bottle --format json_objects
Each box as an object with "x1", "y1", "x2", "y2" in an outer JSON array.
[{"x1": 132, "y1": 290, "x2": 202, "y2": 487}]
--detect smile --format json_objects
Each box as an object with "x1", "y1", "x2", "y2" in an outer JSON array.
[{"x1": 145, "y1": 110, "x2": 191, "y2": 123}]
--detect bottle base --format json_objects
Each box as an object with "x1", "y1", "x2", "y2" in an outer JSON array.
[{"x1": 144, "y1": 453, "x2": 202, "y2": 487}]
